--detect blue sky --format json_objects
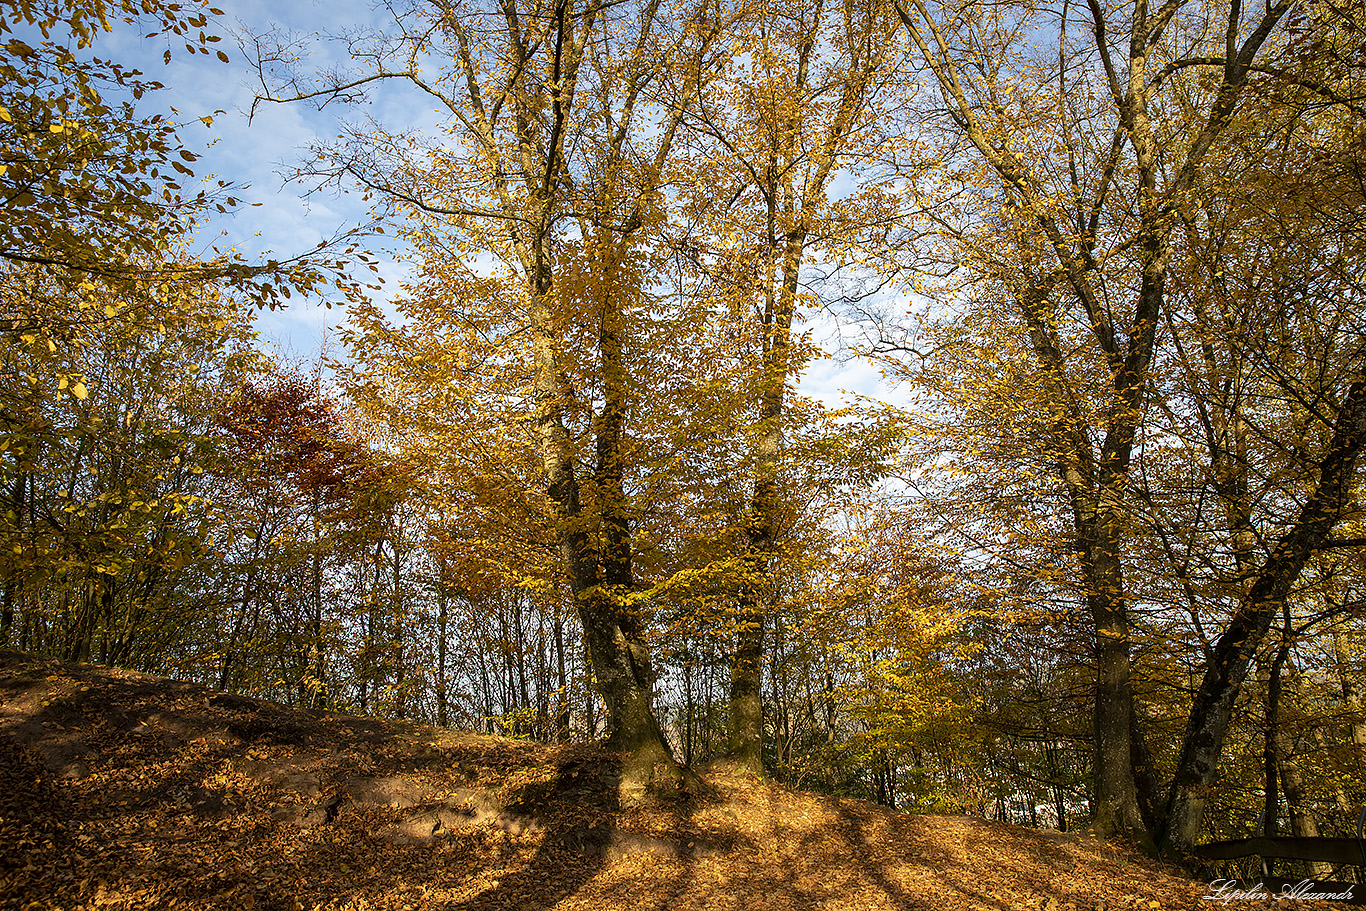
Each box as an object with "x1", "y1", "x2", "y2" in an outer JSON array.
[
  {"x1": 99, "y1": 0, "x2": 392, "y2": 359},
  {"x1": 94, "y1": 1, "x2": 901, "y2": 407}
]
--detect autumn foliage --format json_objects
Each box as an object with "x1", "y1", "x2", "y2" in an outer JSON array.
[{"x1": 1, "y1": 0, "x2": 1364, "y2": 888}]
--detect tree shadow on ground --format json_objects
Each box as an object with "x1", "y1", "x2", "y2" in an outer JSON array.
[
  {"x1": 1, "y1": 654, "x2": 1216, "y2": 911},
  {"x1": 448, "y1": 752, "x2": 622, "y2": 911},
  {"x1": 829, "y1": 800, "x2": 1011, "y2": 911},
  {"x1": 450, "y1": 757, "x2": 734, "y2": 911}
]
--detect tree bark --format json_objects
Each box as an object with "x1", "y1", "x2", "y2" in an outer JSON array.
[
  {"x1": 728, "y1": 186, "x2": 802, "y2": 778},
  {"x1": 436, "y1": 578, "x2": 449, "y2": 728},
  {"x1": 1084, "y1": 501, "x2": 1146, "y2": 840},
  {"x1": 1130, "y1": 702, "x2": 1162, "y2": 834},
  {"x1": 1334, "y1": 626, "x2": 1366, "y2": 753},
  {"x1": 530, "y1": 273, "x2": 684, "y2": 796},
  {"x1": 1160, "y1": 375, "x2": 1366, "y2": 854},
  {"x1": 1018, "y1": 274, "x2": 1148, "y2": 841},
  {"x1": 1, "y1": 471, "x2": 26, "y2": 646}
]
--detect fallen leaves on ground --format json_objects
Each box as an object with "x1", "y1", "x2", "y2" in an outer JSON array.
[{"x1": 0, "y1": 652, "x2": 1344, "y2": 911}]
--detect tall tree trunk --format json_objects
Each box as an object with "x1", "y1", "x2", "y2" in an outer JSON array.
[
  {"x1": 730, "y1": 390, "x2": 781, "y2": 772},
  {"x1": 436, "y1": 580, "x2": 449, "y2": 728},
  {"x1": 730, "y1": 214, "x2": 803, "y2": 774},
  {"x1": 530, "y1": 270, "x2": 683, "y2": 796},
  {"x1": 1010, "y1": 269, "x2": 1150, "y2": 842},
  {"x1": 1085, "y1": 507, "x2": 1145, "y2": 840},
  {"x1": 713, "y1": 0, "x2": 882, "y2": 772},
  {"x1": 1, "y1": 471, "x2": 26, "y2": 646},
  {"x1": 1161, "y1": 375, "x2": 1366, "y2": 854}
]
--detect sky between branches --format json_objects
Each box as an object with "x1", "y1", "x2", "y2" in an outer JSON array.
[{"x1": 97, "y1": 0, "x2": 900, "y2": 409}]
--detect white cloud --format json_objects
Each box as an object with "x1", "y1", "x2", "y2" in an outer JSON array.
[
  {"x1": 97, "y1": 1, "x2": 417, "y2": 354},
  {"x1": 94, "y1": 4, "x2": 916, "y2": 414}
]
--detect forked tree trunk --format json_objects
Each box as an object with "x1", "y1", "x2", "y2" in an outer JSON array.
[
  {"x1": 530, "y1": 275, "x2": 685, "y2": 798},
  {"x1": 1021, "y1": 274, "x2": 1149, "y2": 842}
]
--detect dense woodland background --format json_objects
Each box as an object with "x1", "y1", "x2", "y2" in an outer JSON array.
[{"x1": 2, "y1": 0, "x2": 1364, "y2": 866}]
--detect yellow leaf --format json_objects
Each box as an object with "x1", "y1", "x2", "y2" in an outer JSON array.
[
  {"x1": 49, "y1": 122, "x2": 65, "y2": 133},
  {"x1": 0, "y1": 107, "x2": 9, "y2": 122},
  {"x1": 71, "y1": 382, "x2": 88, "y2": 400}
]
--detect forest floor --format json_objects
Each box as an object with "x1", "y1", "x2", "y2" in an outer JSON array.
[{"x1": 0, "y1": 650, "x2": 1342, "y2": 911}]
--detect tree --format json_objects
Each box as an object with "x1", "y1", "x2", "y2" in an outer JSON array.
[
  {"x1": 0, "y1": 263, "x2": 259, "y2": 665},
  {"x1": 821, "y1": 505, "x2": 982, "y2": 811},
  {"x1": 1143, "y1": 42, "x2": 1366, "y2": 848},
  {"x1": 887, "y1": 0, "x2": 1366, "y2": 849},
  {"x1": 879, "y1": 0, "x2": 1360, "y2": 846},
  {"x1": 212, "y1": 366, "x2": 402, "y2": 708},
  {"x1": 676, "y1": 0, "x2": 904, "y2": 772},
  {"x1": 255, "y1": 0, "x2": 731, "y2": 794},
  {"x1": 0, "y1": 0, "x2": 364, "y2": 316}
]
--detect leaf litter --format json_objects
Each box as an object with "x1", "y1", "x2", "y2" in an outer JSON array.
[{"x1": 0, "y1": 652, "x2": 1342, "y2": 911}]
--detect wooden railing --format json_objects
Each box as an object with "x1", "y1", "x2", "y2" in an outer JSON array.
[
  {"x1": 1192, "y1": 819, "x2": 1366, "y2": 906},
  {"x1": 1194, "y1": 836, "x2": 1366, "y2": 868}
]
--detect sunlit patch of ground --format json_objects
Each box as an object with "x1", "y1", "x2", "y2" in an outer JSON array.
[{"x1": 0, "y1": 652, "x2": 1337, "y2": 911}]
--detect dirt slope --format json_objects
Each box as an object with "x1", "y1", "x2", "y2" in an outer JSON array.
[{"x1": 0, "y1": 651, "x2": 1328, "y2": 910}]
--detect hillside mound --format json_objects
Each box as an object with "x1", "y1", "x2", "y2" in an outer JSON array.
[{"x1": 0, "y1": 651, "x2": 1324, "y2": 911}]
